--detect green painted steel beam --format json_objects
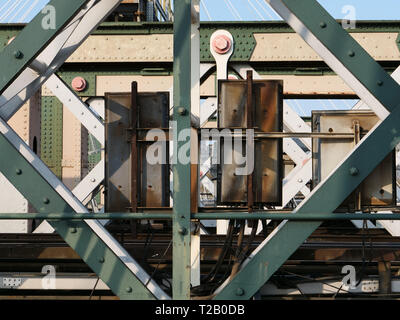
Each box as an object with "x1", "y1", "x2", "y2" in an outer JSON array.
[
  {"x1": 213, "y1": 0, "x2": 400, "y2": 300},
  {"x1": 277, "y1": 0, "x2": 400, "y2": 114},
  {"x1": 0, "y1": 132, "x2": 157, "y2": 300},
  {"x1": 173, "y1": 0, "x2": 192, "y2": 300},
  {"x1": 41, "y1": 96, "x2": 63, "y2": 178},
  {"x1": 0, "y1": 0, "x2": 88, "y2": 95},
  {"x1": 2, "y1": 212, "x2": 400, "y2": 220}
]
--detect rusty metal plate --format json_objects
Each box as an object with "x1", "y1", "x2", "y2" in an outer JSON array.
[
  {"x1": 105, "y1": 90, "x2": 170, "y2": 211},
  {"x1": 217, "y1": 80, "x2": 283, "y2": 205},
  {"x1": 312, "y1": 110, "x2": 396, "y2": 210},
  {"x1": 137, "y1": 91, "x2": 170, "y2": 207},
  {"x1": 137, "y1": 92, "x2": 169, "y2": 128},
  {"x1": 138, "y1": 143, "x2": 170, "y2": 207},
  {"x1": 105, "y1": 93, "x2": 132, "y2": 212}
]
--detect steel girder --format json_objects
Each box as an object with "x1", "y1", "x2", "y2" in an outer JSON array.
[
  {"x1": 172, "y1": 0, "x2": 193, "y2": 300},
  {"x1": 213, "y1": 0, "x2": 400, "y2": 299},
  {"x1": 0, "y1": 0, "x2": 170, "y2": 300}
]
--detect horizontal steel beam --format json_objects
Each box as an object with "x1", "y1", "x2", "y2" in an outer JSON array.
[
  {"x1": 1, "y1": 212, "x2": 400, "y2": 220},
  {"x1": 1, "y1": 22, "x2": 399, "y2": 64}
]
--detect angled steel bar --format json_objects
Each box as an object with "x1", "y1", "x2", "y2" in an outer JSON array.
[
  {"x1": 0, "y1": 0, "x2": 122, "y2": 120},
  {"x1": 213, "y1": 0, "x2": 400, "y2": 299},
  {"x1": 34, "y1": 159, "x2": 105, "y2": 233},
  {"x1": 265, "y1": 0, "x2": 398, "y2": 119},
  {"x1": 172, "y1": 0, "x2": 193, "y2": 300},
  {"x1": 0, "y1": 117, "x2": 169, "y2": 300},
  {"x1": 44, "y1": 74, "x2": 104, "y2": 142},
  {"x1": 0, "y1": 0, "x2": 88, "y2": 95},
  {"x1": 214, "y1": 103, "x2": 400, "y2": 300},
  {"x1": 0, "y1": 1, "x2": 170, "y2": 299}
]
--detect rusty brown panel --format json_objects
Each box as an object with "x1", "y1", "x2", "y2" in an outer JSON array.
[
  {"x1": 218, "y1": 81, "x2": 247, "y2": 128},
  {"x1": 253, "y1": 80, "x2": 283, "y2": 204},
  {"x1": 137, "y1": 92, "x2": 170, "y2": 208},
  {"x1": 105, "y1": 93, "x2": 132, "y2": 212},
  {"x1": 217, "y1": 80, "x2": 283, "y2": 205},
  {"x1": 137, "y1": 92, "x2": 169, "y2": 128},
  {"x1": 312, "y1": 111, "x2": 396, "y2": 210},
  {"x1": 191, "y1": 163, "x2": 198, "y2": 213}
]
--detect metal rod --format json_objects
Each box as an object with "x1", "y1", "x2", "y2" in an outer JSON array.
[
  {"x1": 246, "y1": 70, "x2": 254, "y2": 212},
  {"x1": 1, "y1": 212, "x2": 400, "y2": 220}
]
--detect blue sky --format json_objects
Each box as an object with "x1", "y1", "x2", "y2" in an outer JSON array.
[
  {"x1": 201, "y1": 0, "x2": 400, "y2": 21},
  {"x1": 0, "y1": 0, "x2": 400, "y2": 23}
]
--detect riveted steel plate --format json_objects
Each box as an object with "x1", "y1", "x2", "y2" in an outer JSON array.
[
  {"x1": 105, "y1": 93, "x2": 132, "y2": 212},
  {"x1": 137, "y1": 92, "x2": 170, "y2": 207},
  {"x1": 139, "y1": 143, "x2": 170, "y2": 207},
  {"x1": 312, "y1": 110, "x2": 396, "y2": 210},
  {"x1": 105, "y1": 91, "x2": 170, "y2": 211},
  {"x1": 217, "y1": 80, "x2": 283, "y2": 205},
  {"x1": 251, "y1": 33, "x2": 400, "y2": 62},
  {"x1": 138, "y1": 93, "x2": 169, "y2": 128}
]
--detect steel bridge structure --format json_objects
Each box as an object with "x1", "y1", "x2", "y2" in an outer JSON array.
[{"x1": 0, "y1": 0, "x2": 400, "y2": 300}]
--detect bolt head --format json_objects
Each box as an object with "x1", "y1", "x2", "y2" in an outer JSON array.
[
  {"x1": 70, "y1": 227, "x2": 77, "y2": 234},
  {"x1": 99, "y1": 257, "x2": 105, "y2": 263},
  {"x1": 236, "y1": 288, "x2": 245, "y2": 296},
  {"x1": 320, "y1": 22, "x2": 327, "y2": 28},
  {"x1": 71, "y1": 77, "x2": 87, "y2": 92},
  {"x1": 179, "y1": 227, "x2": 187, "y2": 235},
  {"x1": 349, "y1": 167, "x2": 359, "y2": 176},
  {"x1": 15, "y1": 169, "x2": 22, "y2": 175},
  {"x1": 348, "y1": 50, "x2": 355, "y2": 57},
  {"x1": 212, "y1": 35, "x2": 232, "y2": 54},
  {"x1": 126, "y1": 287, "x2": 132, "y2": 293},
  {"x1": 177, "y1": 107, "x2": 187, "y2": 116},
  {"x1": 43, "y1": 198, "x2": 50, "y2": 204},
  {"x1": 377, "y1": 80, "x2": 384, "y2": 86},
  {"x1": 14, "y1": 50, "x2": 23, "y2": 59}
]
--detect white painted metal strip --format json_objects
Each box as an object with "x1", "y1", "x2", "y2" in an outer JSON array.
[{"x1": 44, "y1": 74, "x2": 104, "y2": 143}]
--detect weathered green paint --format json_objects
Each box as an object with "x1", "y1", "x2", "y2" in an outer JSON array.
[
  {"x1": 58, "y1": 72, "x2": 96, "y2": 97},
  {"x1": 41, "y1": 96, "x2": 63, "y2": 178},
  {"x1": 0, "y1": 130, "x2": 156, "y2": 300},
  {"x1": 0, "y1": 0, "x2": 88, "y2": 95},
  {"x1": 214, "y1": 0, "x2": 400, "y2": 300},
  {"x1": 172, "y1": 0, "x2": 192, "y2": 300}
]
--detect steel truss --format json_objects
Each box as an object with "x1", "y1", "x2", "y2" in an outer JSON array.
[
  {"x1": 0, "y1": 0, "x2": 169, "y2": 300},
  {"x1": 0, "y1": 0, "x2": 399, "y2": 300}
]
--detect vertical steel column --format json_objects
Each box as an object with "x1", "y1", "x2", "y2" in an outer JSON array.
[
  {"x1": 173, "y1": 0, "x2": 192, "y2": 300},
  {"x1": 190, "y1": 0, "x2": 201, "y2": 288}
]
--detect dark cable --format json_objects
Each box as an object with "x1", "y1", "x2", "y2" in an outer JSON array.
[{"x1": 89, "y1": 277, "x2": 100, "y2": 300}]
